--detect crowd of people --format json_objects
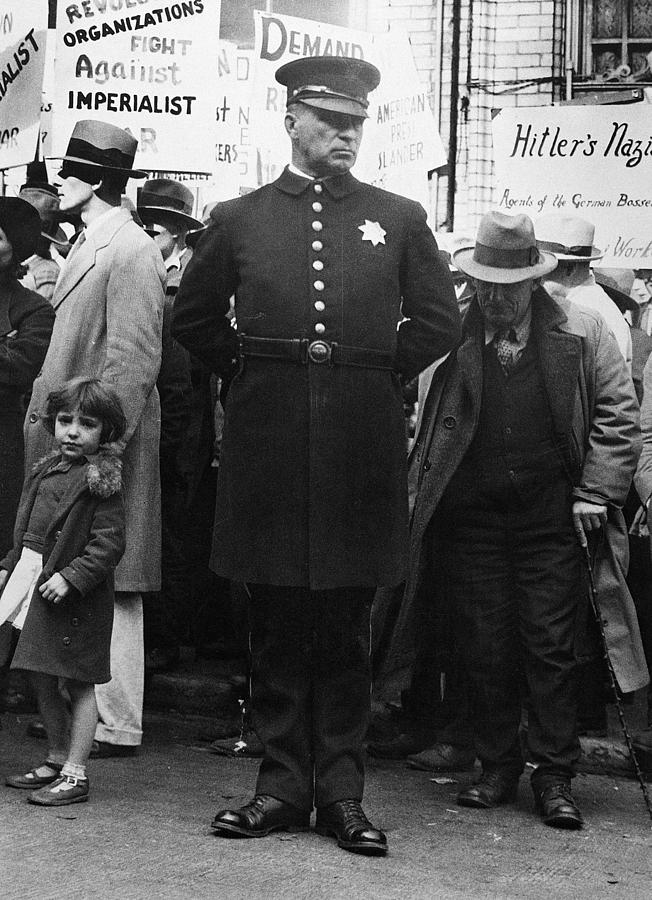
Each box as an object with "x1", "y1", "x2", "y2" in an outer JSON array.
[{"x1": 1, "y1": 54, "x2": 652, "y2": 856}]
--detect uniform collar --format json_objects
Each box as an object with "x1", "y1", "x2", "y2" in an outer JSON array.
[{"x1": 274, "y1": 165, "x2": 361, "y2": 200}]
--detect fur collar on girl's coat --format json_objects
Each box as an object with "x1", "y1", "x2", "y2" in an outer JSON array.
[{"x1": 32, "y1": 443, "x2": 123, "y2": 498}]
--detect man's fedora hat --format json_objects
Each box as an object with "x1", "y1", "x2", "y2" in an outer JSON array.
[
  {"x1": 593, "y1": 268, "x2": 639, "y2": 314},
  {"x1": 0, "y1": 197, "x2": 42, "y2": 262},
  {"x1": 275, "y1": 55, "x2": 381, "y2": 119},
  {"x1": 58, "y1": 119, "x2": 147, "y2": 178},
  {"x1": 137, "y1": 178, "x2": 203, "y2": 230},
  {"x1": 535, "y1": 213, "x2": 603, "y2": 261},
  {"x1": 453, "y1": 211, "x2": 558, "y2": 284}
]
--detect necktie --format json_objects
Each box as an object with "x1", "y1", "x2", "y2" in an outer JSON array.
[{"x1": 493, "y1": 328, "x2": 517, "y2": 374}]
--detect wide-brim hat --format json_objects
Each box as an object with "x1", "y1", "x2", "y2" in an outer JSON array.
[
  {"x1": 535, "y1": 213, "x2": 603, "y2": 261},
  {"x1": 0, "y1": 197, "x2": 42, "y2": 262},
  {"x1": 57, "y1": 119, "x2": 147, "y2": 178},
  {"x1": 275, "y1": 55, "x2": 381, "y2": 119},
  {"x1": 453, "y1": 211, "x2": 558, "y2": 284},
  {"x1": 137, "y1": 178, "x2": 202, "y2": 230},
  {"x1": 185, "y1": 199, "x2": 219, "y2": 248},
  {"x1": 593, "y1": 269, "x2": 639, "y2": 314}
]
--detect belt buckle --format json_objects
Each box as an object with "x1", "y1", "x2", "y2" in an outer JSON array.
[{"x1": 307, "y1": 339, "x2": 332, "y2": 364}]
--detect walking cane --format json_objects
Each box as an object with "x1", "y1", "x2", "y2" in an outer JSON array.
[{"x1": 581, "y1": 539, "x2": 652, "y2": 824}]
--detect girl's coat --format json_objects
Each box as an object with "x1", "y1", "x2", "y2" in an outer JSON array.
[{"x1": 0, "y1": 447, "x2": 125, "y2": 683}]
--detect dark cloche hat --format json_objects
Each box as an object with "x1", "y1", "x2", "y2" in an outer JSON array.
[
  {"x1": 0, "y1": 197, "x2": 42, "y2": 262},
  {"x1": 275, "y1": 55, "x2": 381, "y2": 119},
  {"x1": 137, "y1": 178, "x2": 203, "y2": 230},
  {"x1": 58, "y1": 119, "x2": 147, "y2": 179}
]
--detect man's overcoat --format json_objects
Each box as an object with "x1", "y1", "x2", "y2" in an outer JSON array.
[
  {"x1": 23, "y1": 208, "x2": 166, "y2": 592},
  {"x1": 174, "y1": 168, "x2": 460, "y2": 590},
  {"x1": 404, "y1": 289, "x2": 648, "y2": 693}
]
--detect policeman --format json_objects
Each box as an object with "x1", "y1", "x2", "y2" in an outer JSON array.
[{"x1": 173, "y1": 55, "x2": 460, "y2": 855}]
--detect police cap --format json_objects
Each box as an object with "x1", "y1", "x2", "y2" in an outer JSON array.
[{"x1": 275, "y1": 55, "x2": 381, "y2": 119}]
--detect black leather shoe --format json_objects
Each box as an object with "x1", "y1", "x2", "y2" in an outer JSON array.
[
  {"x1": 315, "y1": 800, "x2": 388, "y2": 855},
  {"x1": 533, "y1": 782, "x2": 583, "y2": 830},
  {"x1": 211, "y1": 794, "x2": 310, "y2": 838},
  {"x1": 457, "y1": 770, "x2": 519, "y2": 809}
]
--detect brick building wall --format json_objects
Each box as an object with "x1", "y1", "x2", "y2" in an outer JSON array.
[{"x1": 366, "y1": 0, "x2": 561, "y2": 235}]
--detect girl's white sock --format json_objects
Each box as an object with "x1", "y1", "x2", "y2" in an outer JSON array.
[{"x1": 61, "y1": 762, "x2": 87, "y2": 780}]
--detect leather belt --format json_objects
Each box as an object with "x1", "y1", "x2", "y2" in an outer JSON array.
[{"x1": 239, "y1": 335, "x2": 394, "y2": 370}]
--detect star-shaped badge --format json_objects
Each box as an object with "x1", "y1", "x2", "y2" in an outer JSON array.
[{"x1": 358, "y1": 219, "x2": 386, "y2": 247}]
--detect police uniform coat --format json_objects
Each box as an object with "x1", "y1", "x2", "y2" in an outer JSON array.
[
  {"x1": 404, "y1": 289, "x2": 648, "y2": 693},
  {"x1": 174, "y1": 167, "x2": 460, "y2": 590},
  {"x1": 1, "y1": 448, "x2": 125, "y2": 684},
  {"x1": 23, "y1": 208, "x2": 166, "y2": 592}
]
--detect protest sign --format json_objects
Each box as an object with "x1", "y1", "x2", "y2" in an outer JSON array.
[
  {"x1": 51, "y1": 0, "x2": 221, "y2": 173},
  {"x1": 492, "y1": 104, "x2": 652, "y2": 269},
  {"x1": 212, "y1": 42, "x2": 254, "y2": 197},
  {"x1": 250, "y1": 12, "x2": 444, "y2": 205},
  {"x1": 358, "y1": 29, "x2": 446, "y2": 198},
  {"x1": 0, "y1": 2, "x2": 48, "y2": 169},
  {"x1": 39, "y1": 29, "x2": 56, "y2": 161},
  {"x1": 148, "y1": 43, "x2": 254, "y2": 215}
]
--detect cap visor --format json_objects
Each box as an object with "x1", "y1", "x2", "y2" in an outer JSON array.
[
  {"x1": 452, "y1": 247, "x2": 558, "y2": 284},
  {"x1": 295, "y1": 97, "x2": 368, "y2": 119}
]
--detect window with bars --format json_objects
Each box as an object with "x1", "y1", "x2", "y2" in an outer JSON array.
[{"x1": 585, "y1": 0, "x2": 652, "y2": 83}]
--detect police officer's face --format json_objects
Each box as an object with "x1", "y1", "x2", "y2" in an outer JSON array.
[
  {"x1": 285, "y1": 105, "x2": 364, "y2": 177},
  {"x1": 475, "y1": 277, "x2": 537, "y2": 329}
]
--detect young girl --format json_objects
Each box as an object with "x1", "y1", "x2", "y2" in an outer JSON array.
[{"x1": 0, "y1": 376, "x2": 126, "y2": 806}]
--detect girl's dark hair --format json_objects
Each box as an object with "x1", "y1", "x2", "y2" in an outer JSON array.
[{"x1": 43, "y1": 377, "x2": 127, "y2": 444}]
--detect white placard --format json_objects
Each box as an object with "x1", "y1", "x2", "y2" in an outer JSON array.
[
  {"x1": 358, "y1": 28, "x2": 446, "y2": 195},
  {"x1": 51, "y1": 0, "x2": 221, "y2": 173},
  {"x1": 492, "y1": 105, "x2": 652, "y2": 269},
  {"x1": 0, "y1": 2, "x2": 48, "y2": 169}
]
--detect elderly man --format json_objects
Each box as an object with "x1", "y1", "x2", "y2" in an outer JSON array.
[
  {"x1": 535, "y1": 213, "x2": 632, "y2": 371},
  {"x1": 174, "y1": 55, "x2": 460, "y2": 854},
  {"x1": 406, "y1": 210, "x2": 646, "y2": 830},
  {"x1": 24, "y1": 120, "x2": 166, "y2": 756}
]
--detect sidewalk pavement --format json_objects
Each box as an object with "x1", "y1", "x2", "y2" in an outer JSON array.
[{"x1": 2, "y1": 709, "x2": 652, "y2": 900}]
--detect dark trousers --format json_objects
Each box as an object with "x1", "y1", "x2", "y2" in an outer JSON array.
[
  {"x1": 247, "y1": 584, "x2": 374, "y2": 811},
  {"x1": 439, "y1": 475, "x2": 582, "y2": 785},
  {"x1": 143, "y1": 473, "x2": 188, "y2": 652}
]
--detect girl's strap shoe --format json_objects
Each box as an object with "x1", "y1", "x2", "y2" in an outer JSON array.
[
  {"x1": 28, "y1": 774, "x2": 89, "y2": 806},
  {"x1": 5, "y1": 761, "x2": 63, "y2": 789}
]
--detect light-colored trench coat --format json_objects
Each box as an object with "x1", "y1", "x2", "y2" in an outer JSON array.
[
  {"x1": 24, "y1": 207, "x2": 166, "y2": 592},
  {"x1": 404, "y1": 288, "x2": 648, "y2": 694}
]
